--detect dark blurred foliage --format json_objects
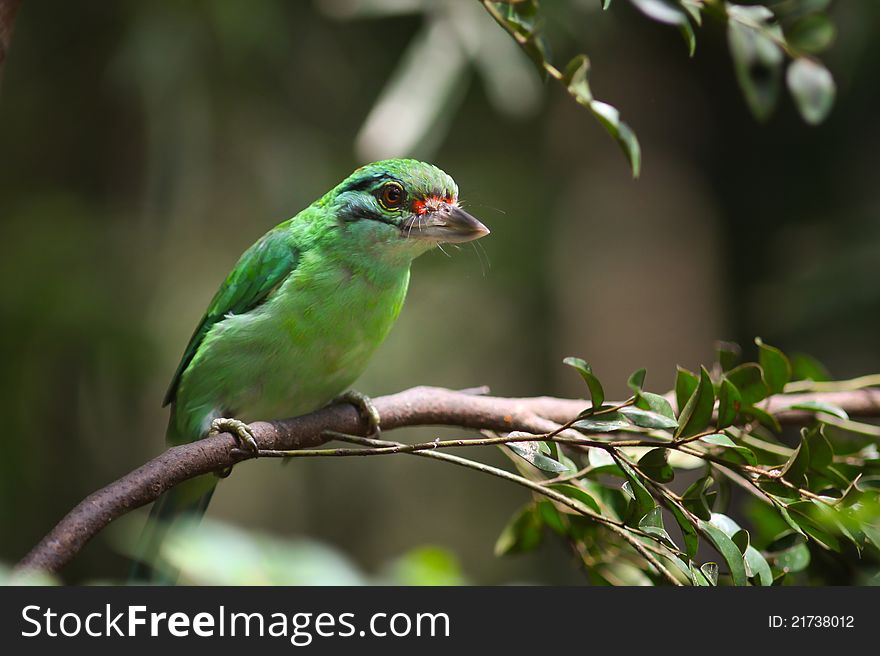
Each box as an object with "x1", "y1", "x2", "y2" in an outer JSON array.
[{"x1": 0, "y1": 0, "x2": 878, "y2": 584}]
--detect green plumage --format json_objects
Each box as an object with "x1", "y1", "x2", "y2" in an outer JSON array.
[
  {"x1": 133, "y1": 159, "x2": 488, "y2": 580},
  {"x1": 163, "y1": 227, "x2": 300, "y2": 409}
]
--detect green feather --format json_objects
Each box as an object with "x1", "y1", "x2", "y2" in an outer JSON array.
[{"x1": 163, "y1": 224, "x2": 299, "y2": 406}]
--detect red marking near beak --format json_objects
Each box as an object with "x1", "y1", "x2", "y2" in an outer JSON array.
[{"x1": 412, "y1": 195, "x2": 456, "y2": 215}]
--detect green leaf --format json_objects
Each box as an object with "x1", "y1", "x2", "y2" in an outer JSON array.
[
  {"x1": 615, "y1": 455, "x2": 656, "y2": 516},
  {"x1": 699, "y1": 519, "x2": 748, "y2": 586},
  {"x1": 563, "y1": 356, "x2": 604, "y2": 411},
  {"x1": 700, "y1": 433, "x2": 758, "y2": 466},
  {"x1": 717, "y1": 378, "x2": 741, "y2": 429},
  {"x1": 774, "y1": 546, "x2": 811, "y2": 575},
  {"x1": 675, "y1": 366, "x2": 715, "y2": 438},
  {"x1": 760, "y1": 481, "x2": 801, "y2": 503},
  {"x1": 506, "y1": 439, "x2": 571, "y2": 473},
  {"x1": 716, "y1": 340, "x2": 741, "y2": 372},
  {"x1": 862, "y1": 522, "x2": 880, "y2": 553},
  {"x1": 670, "y1": 503, "x2": 700, "y2": 558},
  {"x1": 812, "y1": 501, "x2": 862, "y2": 551},
  {"x1": 639, "y1": 448, "x2": 675, "y2": 483},
  {"x1": 619, "y1": 406, "x2": 678, "y2": 430},
  {"x1": 557, "y1": 450, "x2": 580, "y2": 475},
  {"x1": 537, "y1": 499, "x2": 567, "y2": 535},
  {"x1": 638, "y1": 507, "x2": 677, "y2": 549},
  {"x1": 732, "y1": 528, "x2": 749, "y2": 553},
  {"x1": 756, "y1": 337, "x2": 791, "y2": 394},
  {"x1": 665, "y1": 553, "x2": 695, "y2": 584},
  {"x1": 587, "y1": 447, "x2": 621, "y2": 474},
  {"x1": 779, "y1": 431, "x2": 811, "y2": 485},
  {"x1": 563, "y1": 55, "x2": 592, "y2": 105},
  {"x1": 732, "y1": 528, "x2": 773, "y2": 586},
  {"x1": 637, "y1": 506, "x2": 662, "y2": 530},
  {"x1": 786, "y1": 57, "x2": 836, "y2": 125},
  {"x1": 697, "y1": 432, "x2": 735, "y2": 448},
  {"x1": 806, "y1": 425, "x2": 834, "y2": 471},
  {"x1": 780, "y1": 425, "x2": 833, "y2": 481},
  {"x1": 589, "y1": 100, "x2": 641, "y2": 178},
  {"x1": 548, "y1": 483, "x2": 602, "y2": 514},
  {"x1": 740, "y1": 404, "x2": 781, "y2": 433},
  {"x1": 746, "y1": 546, "x2": 773, "y2": 585},
  {"x1": 682, "y1": 476, "x2": 715, "y2": 521},
  {"x1": 690, "y1": 561, "x2": 711, "y2": 586},
  {"x1": 543, "y1": 441, "x2": 578, "y2": 474},
  {"x1": 727, "y1": 4, "x2": 785, "y2": 121},
  {"x1": 636, "y1": 391, "x2": 676, "y2": 420},
  {"x1": 790, "y1": 352, "x2": 830, "y2": 382},
  {"x1": 680, "y1": 19, "x2": 696, "y2": 57},
  {"x1": 789, "y1": 400, "x2": 848, "y2": 420},
  {"x1": 766, "y1": 532, "x2": 810, "y2": 573},
  {"x1": 786, "y1": 14, "x2": 835, "y2": 54},
  {"x1": 726, "y1": 363, "x2": 770, "y2": 405},
  {"x1": 627, "y1": 368, "x2": 647, "y2": 392},
  {"x1": 572, "y1": 413, "x2": 631, "y2": 433},
  {"x1": 388, "y1": 546, "x2": 466, "y2": 586},
  {"x1": 630, "y1": 0, "x2": 688, "y2": 25},
  {"x1": 562, "y1": 56, "x2": 640, "y2": 177},
  {"x1": 675, "y1": 366, "x2": 699, "y2": 412},
  {"x1": 495, "y1": 504, "x2": 543, "y2": 556},
  {"x1": 709, "y1": 511, "x2": 740, "y2": 536},
  {"x1": 817, "y1": 465, "x2": 852, "y2": 491},
  {"x1": 681, "y1": 0, "x2": 702, "y2": 25},
  {"x1": 700, "y1": 561, "x2": 719, "y2": 586},
  {"x1": 786, "y1": 501, "x2": 841, "y2": 551},
  {"x1": 776, "y1": 505, "x2": 808, "y2": 538}
]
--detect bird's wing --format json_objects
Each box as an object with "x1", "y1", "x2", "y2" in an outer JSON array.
[{"x1": 163, "y1": 224, "x2": 299, "y2": 406}]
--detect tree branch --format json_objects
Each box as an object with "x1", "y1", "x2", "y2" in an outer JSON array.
[{"x1": 16, "y1": 385, "x2": 880, "y2": 574}]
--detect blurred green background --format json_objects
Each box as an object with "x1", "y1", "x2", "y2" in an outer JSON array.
[{"x1": 1, "y1": 0, "x2": 879, "y2": 584}]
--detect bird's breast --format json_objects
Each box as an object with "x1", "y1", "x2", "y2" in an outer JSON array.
[{"x1": 222, "y1": 257, "x2": 411, "y2": 420}]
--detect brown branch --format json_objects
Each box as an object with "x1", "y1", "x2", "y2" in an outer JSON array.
[{"x1": 15, "y1": 385, "x2": 880, "y2": 574}]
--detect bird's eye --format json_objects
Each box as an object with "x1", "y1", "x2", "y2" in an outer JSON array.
[{"x1": 378, "y1": 182, "x2": 405, "y2": 210}]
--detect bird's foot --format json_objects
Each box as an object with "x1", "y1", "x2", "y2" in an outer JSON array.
[
  {"x1": 210, "y1": 417, "x2": 259, "y2": 453},
  {"x1": 332, "y1": 390, "x2": 381, "y2": 439}
]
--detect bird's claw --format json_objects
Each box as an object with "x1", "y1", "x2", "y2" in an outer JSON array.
[
  {"x1": 210, "y1": 417, "x2": 259, "y2": 453},
  {"x1": 333, "y1": 390, "x2": 381, "y2": 438}
]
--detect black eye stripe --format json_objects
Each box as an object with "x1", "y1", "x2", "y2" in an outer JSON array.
[
  {"x1": 337, "y1": 173, "x2": 405, "y2": 196},
  {"x1": 337, "y1": 176, "x2": 380, "y2": 195}
]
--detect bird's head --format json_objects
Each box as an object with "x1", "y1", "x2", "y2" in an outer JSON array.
[{"x1": 325, "y1": 159, "x2": 489, "y2": 259}]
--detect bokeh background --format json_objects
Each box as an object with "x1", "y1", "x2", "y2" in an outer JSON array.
[{"x1": 1, "y1": 0, "x2": 879, "y2": 584}]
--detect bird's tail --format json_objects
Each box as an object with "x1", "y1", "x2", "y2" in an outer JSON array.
[{"x1": 129, "y1": 410, "x2": 217, "y2": 583}]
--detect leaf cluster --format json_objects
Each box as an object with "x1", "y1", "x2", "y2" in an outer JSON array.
[
  {"x1": 495, "y1": 338, "x2": 880, "y2": 585},
  {"x1": 485, "y1": 1, "x2": 837, "y2": 176}
]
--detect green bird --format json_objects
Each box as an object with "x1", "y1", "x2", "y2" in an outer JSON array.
[{"x1": 133, "y1": 158, "x2": 489, "y2": 579}]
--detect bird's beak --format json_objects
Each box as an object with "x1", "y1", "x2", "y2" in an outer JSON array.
[{"x1": 409, "y1": 204, "x2": 490, "y2": 243}]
